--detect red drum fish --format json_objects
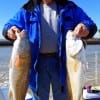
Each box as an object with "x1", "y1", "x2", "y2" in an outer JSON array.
[
  {"x1": 9, "y1": 30, "x2": 31, "y2": 100},
  {"x1": 66, "y1": 30, "x2": 87, "y2": 100}
]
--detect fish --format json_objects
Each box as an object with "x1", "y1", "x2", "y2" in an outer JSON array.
[
  {"x1": 66, "y1": 30, "x2": 88, "y2": 100},
  {"x1": 9, "y1": 30, "x2": 31, "y2": 100}
]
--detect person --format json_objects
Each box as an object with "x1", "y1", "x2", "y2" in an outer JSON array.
[{"x1": 2, "y1": 0, "x2": 97, "y2": 100}]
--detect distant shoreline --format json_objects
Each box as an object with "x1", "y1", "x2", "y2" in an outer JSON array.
[
  {"x1": 0, "y1": 39, "x2": 13, "y2": 46},
  {"x1": 85, "y1": 38, "x2": 100, "y2": 45},
  {"x1": 0, "y1": 38, "x2": 100, "y2": 46}
]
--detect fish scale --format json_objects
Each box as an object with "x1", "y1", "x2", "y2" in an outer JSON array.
[
  {"x1": 9, "y1": 30, "x2": 31, "y2": 100},
  {"x1": 66, "y1": 31, "x2": 87, "y2": 100}
]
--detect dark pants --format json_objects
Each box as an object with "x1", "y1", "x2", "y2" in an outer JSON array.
[{"x1": 37, "y1": 54, "x2": 67, "y2": 100}]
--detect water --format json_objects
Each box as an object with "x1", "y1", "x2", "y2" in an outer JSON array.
[
  {"x1": 84, "y1": 45, "x2": 100, "y2": 86},
  {"x1": 0, "y1": 46, "x2": 11, "y2": 69},
  {"x1": 0, "y1": 46, "x2": 53, "y2": 99},
  {"x1": 86, "y1": 45, "x2": 100, "y2": 54},
  {"x1": 0, "y1": 45, "x2": 100, "y2": 100},
  {"x1": 0, "y1": 45, "x2": 100, "y2": 83},
  {"x1": 0, "y1": 45, "x2": 100, "y2": 81},
  {"x1": 0, "y1": 46, "x2": 11, "y2": 88},
  {"x1": 0, "y1": 45, "x2": 100, "y2": 78},
  {"x1": 1, "y1": 45, "x2": 99, "y2": 65}
]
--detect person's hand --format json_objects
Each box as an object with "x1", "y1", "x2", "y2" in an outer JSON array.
[
  {"x1": 73, "y1": 23, "x2": 89, "y2": 38},
  {"x1": 7, "y1": 26, "x2": 20, "y2": 40}
]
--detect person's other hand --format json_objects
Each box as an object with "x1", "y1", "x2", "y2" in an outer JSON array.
[
  {"x1": 73, "y1": 23, "x2": 89, "y2": 38},
  {"x1": 7, "y1": 26, "x2": 20, "y2": 40}
]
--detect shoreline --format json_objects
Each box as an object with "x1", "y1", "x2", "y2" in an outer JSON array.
[
  {"x1": 85, "y1": 38, "x2": 100, "y2": 45},
  {"x1": 0, "y1": 40, "x2": 13, "y2": 46},
  {"x1": 0, "y1": 38, "x2": 100, "y2": 46}
]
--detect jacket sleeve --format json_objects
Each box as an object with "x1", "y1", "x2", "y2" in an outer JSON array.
[
  {"x1": 73, "y1": 4, "x2": 97, "y2": 39},
  {"x1": 2, "y1": 8, "x2": 26, "y2": 41}
]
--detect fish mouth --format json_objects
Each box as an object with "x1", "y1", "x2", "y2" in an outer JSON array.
[{"x1": 66, "y1": 30, "x2": 85, "y2": 57}]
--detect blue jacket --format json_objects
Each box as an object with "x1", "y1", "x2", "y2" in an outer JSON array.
[{"x1": 2, "y1": 1, "x2": 97, "y2": 92}]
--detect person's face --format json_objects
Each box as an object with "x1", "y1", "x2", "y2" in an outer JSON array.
[{"x1": 42, "y1": 0, "x2": 53, "y2": 5}]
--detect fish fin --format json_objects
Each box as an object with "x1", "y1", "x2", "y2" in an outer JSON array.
[
  {"x1": 8, "y1": 89, "x2": 13, "y2": 100},
  {"x1": 69, "y1": 58, "x2": 79, "y2": 72},
  {"x1": 73, "y1": 60, "x2": 79, "y2": 72},
  {"x1": 15, "y1": 54, "x2": 26, "y2": 68},
  {"x1": 15, "y1": 55, "x2": 23, "y2": 68}
]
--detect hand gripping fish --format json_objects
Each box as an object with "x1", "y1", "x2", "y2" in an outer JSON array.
[
  {"x1": 66, "y1": 31, "x2": 88, "y2": 100},
  {"x1": 9, "y1": 30, "x2": 31, "y2": 100}
]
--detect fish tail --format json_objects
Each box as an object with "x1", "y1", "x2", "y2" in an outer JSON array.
[{"x1": 8, "y1": 89, "x2": 13, "y2": 100}]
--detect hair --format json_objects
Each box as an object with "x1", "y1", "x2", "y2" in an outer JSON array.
[
  {"x1": 37, "y1": 0, "x2": 68, "y2": 5},
  {"x1": 23, "y1": 0, "x2": 68, "y2": 11},
  {"x1": 22, "y1": 0, "x2": 36, "y2": 11}
]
